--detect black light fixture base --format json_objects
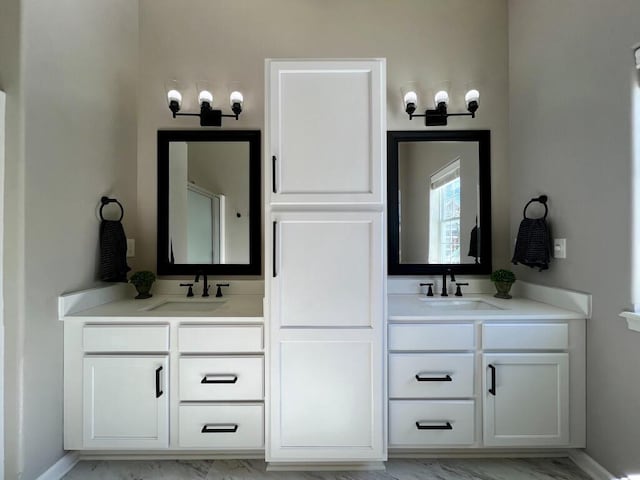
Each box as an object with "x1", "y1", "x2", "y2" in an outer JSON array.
[
  {"x1": 200, "y1": 109, "x2": 223, "y2": 127},
  {"x1": 425, "y1": 110, "x2": 448, "y2": 126}
]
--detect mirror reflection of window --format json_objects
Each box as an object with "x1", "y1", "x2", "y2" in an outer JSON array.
[
  {"x1": 397, "y1": 141, "x2": 480, "y2": 265},
  {"x1": 429, "y1": 159, "x2": 461, "y2": 264}
]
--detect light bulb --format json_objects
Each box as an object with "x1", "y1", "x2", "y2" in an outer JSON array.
[
  {"x1": 198, "y1": 90, "x2": 213, "y2": 106},
  {"x1": 434, "y1": 90, "x2": 449, "y2": 107},
  {"x1": 465, "y1": 89, "x2": 480, "y2": 105},
  {"x1": 230, "y1": 90, "x2": 244, "y2": 106},
  {"x1": 403, "y1": 91, "x2": 418, "y2": 108},
  {"x1": 167, "y1": 89, "x2": 182, "y2": 107},
  {"x1": 465, "y1": 89, "x2": 480, "y2": 114}
]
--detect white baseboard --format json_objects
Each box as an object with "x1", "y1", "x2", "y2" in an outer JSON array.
[
  {"x1": 568, "y1": 449, "x2": 617, "y2": 480},
  {"x1": 36, "y1": 452, "x2": 80, "y2": 480}
]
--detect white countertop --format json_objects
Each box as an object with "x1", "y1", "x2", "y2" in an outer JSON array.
[
  {"x1": 67, "y1": 293, "x2": 264, "y2": 320},
  {"x1": 388, "y1": 294, "x2": 586, "y2": 321}
]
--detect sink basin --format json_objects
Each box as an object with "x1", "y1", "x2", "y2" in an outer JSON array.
[
  {"x1": 417, "y1": 298, "x2": 502, "y2": 311},
  {"x1": 144, "y1": 300, "x2": 226, "y2": 313}
]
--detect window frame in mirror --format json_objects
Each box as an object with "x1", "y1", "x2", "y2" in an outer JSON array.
[
  {"x1": 157, "y1": 129, "x2": 261, "y2": 276},
  {"x1": 387, "y1": 130, "x2": 492, "y2": 275}
]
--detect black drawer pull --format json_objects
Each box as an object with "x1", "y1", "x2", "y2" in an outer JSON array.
[
  {"x1": 416, "y1": 421, "x2": 453, "y2": 430},
  {"x1": 155, "y1": 366, "x2": 163, "y2": 398},
  {"x1": 488, "y1": 364, "x2": 496, "y2": 396},
  {"x1": 201, "y1": 375, "x2": 238, "y2": 384},
  {"x1": 415, "y1": 374, "x2": 452, "y2": 382},
  {"x1": 201, "y1": 424, "x2": 239, "y2": 433}
]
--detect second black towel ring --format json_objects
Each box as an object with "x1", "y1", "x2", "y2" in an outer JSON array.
[
  {"x1": 523, "y1": 195, "x2": 548, "y2": 220},
  {"x1": 100, "y1": 196, "x2": 124, "y2": 222}
]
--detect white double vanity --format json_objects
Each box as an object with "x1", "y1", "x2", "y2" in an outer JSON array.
[{"x1": 61, "y1": 59, "x2": 590, "y2": 469}]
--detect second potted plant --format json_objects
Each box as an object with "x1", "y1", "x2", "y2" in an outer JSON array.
[
  {"x1": 129, "y1": 270, "x2": 156, "y2": 299},
  {"x1": 490, "y1": 269, "x2": 516, "y2": 299}
]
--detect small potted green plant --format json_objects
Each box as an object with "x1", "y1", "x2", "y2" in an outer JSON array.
[
  {"x1": 129, "y1": 270, "x2": 156, "y2": 299},
  {"x1": 490, "y1": 269, "x2": 516, "y2": 299}
]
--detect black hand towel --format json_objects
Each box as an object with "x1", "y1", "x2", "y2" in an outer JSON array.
[
  {"x1": 511, "y1": 217, "x2": 551, "y2": 271},
  {"x1": 100, "y1": 219, "x2": 131, "y2": 282},
  {"x1": 468, "y1": 225, "x2": 479, "y2": 261}
]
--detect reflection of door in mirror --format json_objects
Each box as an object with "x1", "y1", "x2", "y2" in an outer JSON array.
[
  {"x1": 398, "y1": 141, "x2": 479, "y2": 265},
  {"x1": 167, "y1": 141, "x2": 250, "y2": 265},
  {"x1": 186, "y1": 185, "x2": 225, "y2": 264}
]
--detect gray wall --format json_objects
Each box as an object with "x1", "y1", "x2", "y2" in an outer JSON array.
[
  {"x1": 0, "y1": 1, "x2": 139, "y2": 478},
  {"x1": 509, "y1": 0, "x2": 640, "y2": 476},
  {"x1": 0, "y1": 0, "x2": 25, "y2": 477},
  {"x1": 137, "y1": 0, "x2": 510, "y2": 274}
]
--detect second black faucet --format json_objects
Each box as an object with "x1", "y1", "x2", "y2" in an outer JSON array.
[{"x1": 194, "y1": 271, "x2": 210, "y2": 297}]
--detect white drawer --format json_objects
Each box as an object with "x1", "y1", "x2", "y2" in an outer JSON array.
[
  {"x1": 83, "y1": 324, "x2": 169, "y2": 352},
  {"x1": 389, "y1": 353, "x2": 474, "y2": 399},
  {"x1": 389, "y1": 323, "x2": 475, "y2": 351},
  {"x1": 178, "y1": 324, "x2": 263, "y2": 353},
  {"x1": 482, "y1": 323, "x2": 568, "y2": 350},
  {"x1": 179, "y1": 357, "x2": 263, "y2": 401},
  {"x1": 389, "y1": 400, "x2": 475, "y2": 446},
  {"x1": 178, "y1": 404, "x2": 264, "y2": 449}
]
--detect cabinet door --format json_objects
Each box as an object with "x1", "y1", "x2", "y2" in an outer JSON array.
[
  {"x1": 271, "y1": 211, "x2": 383, "y2": 328},
  {"x1": 269, "y1": 330, "x2": 384, "y2": 461},
  {"x1": 268, "y1": 59, "x2": 385, "y2": 205},
  {"x1": 83, "y1": 356, "x2": 168, "y2": 448},
  {"x1": 483, "y1": 353, "x2": 569, "y2": 446}
]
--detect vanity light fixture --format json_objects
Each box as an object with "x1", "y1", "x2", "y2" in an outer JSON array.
[
  {"x1": 167, "y1": 88, "x2": 244, "y2": 127},
  {"x1": 404, "y1": 88, "x2": 479, "y2": 126}
]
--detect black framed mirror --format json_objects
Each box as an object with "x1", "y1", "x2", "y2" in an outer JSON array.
[
  {"x1": 157, "y1": 130, "x2": 261, "y2": 276},
  {"x1": 388, "y1": 130, "x2": 492, "y2": 275}
]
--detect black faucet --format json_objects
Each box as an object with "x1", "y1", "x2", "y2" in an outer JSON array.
[
  {"x1": 194, "y1": 271, "x2": 210, "y2": 297},
  {"x1": 216, "y1": 283, "x2": 230, "y2": 298},
  {"x1": 441, "y1": 269, "x2": 456, "y2": 297}
]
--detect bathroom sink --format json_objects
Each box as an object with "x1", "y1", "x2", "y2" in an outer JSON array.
[
  {"x1": 417, "y1": 298, "x2": 502, "y2": 311},
  {"x1": 144, "y1": 300, "x2": 226, "y2": 313}
]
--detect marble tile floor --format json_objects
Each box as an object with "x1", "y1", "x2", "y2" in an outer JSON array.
[{"x1": 63, "y1": 458, "x2": 593, "y2": 480}]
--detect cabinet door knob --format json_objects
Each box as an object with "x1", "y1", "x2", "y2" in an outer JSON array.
[
  {"x1": 415, "y1": 373, "x2": 452, "y2": 382},
  {"x1": 155, "y1": 366, "x2": 163, "y2": 398},
  {"x1": 201, "y1": 424, "x2": 239, "y2": 433},
  {"x1": 415, "y1": 421, "x2": 453, "y2": 430},
  {"x1": 201, "y1": 374, "x2": 238, "y2": 384}
]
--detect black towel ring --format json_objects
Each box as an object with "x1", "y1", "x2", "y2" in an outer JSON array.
[
  {"x1": 100, "y1": 196, "x2": 124, "y2": 222},
  {"x1": 523, "y1": 194, "x2": 548, "y2": 220}
]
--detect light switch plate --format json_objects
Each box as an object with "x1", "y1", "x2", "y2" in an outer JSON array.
[
  {"x1": 553, "y1": 238, "x2": 566, "y2": 259},
  {"x1": 127, "y1": 238, "x2": 135, "y2": 258}
]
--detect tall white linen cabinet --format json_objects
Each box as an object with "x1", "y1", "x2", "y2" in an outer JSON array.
[{"x1": 265, "y1": 59, "x2": 387, "y2": 466}]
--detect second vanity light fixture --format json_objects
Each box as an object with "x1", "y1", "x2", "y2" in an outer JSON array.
[
  {"x1": 404, "y1": 88, "x2": 479, "y2": 126},
  {"x1": 166, "y1": 87, "x2": 244, "y2": 127}
]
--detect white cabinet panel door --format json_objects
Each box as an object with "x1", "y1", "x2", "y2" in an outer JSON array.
[
  {"x1": 268, "y1": 59, "x2": 385, "y2": 205},
  {"x1": 483, "y1": 353, "x2": 569, "y2": 446},
  {"x1": 83, "y1": 356, "x2": 168, "y2": 448},
  {"x1": 269, "y1": 330, "x2": 384, "y2": 461},
  {"x1": 272, "y1": 211, "x2": 383, "y2": 328}
]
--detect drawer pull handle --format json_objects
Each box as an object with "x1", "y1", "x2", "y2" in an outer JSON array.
[
  {"x1": 155, "y1": 366, "x2": 163, "y2": 398},
  {"x1": 201, "y1": 423, "x2": 239, "y2": 433},
  {"x1": 488, "y1": 364, "x2": 496, "y2": 396},
  {"x1": 415, "y1": 373, "x2": 452, "y2": 382},
  {"x1": 201, "y1": 375, "x2": 238, "y2": 384},
  {"x1": 416, "y1": 421, "x2": 453, "y2": 430}
]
